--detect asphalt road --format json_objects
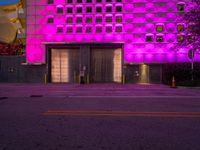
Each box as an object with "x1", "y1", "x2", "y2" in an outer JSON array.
[{"x1": 0, "y1": 84, "x2": 200, "y2": 150}]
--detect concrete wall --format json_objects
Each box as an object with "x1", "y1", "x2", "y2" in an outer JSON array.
[{"x1": 0, "y1": 56, "x2": 46, "y2": 83}]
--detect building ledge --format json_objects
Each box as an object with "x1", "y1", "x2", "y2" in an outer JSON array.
[{"x1": 21, "y1": 62, "x2": 45, "y2": 66}]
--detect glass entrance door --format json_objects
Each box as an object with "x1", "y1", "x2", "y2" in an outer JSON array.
[
  {"x1": 51, "y1": 49, "x2": 79, "y2": 83},
  {"x1": 90, "y1": 48, "x2": 122, "y2": 83}
]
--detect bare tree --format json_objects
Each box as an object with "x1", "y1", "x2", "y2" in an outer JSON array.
[{"x1": 179, "y1": 0, "x2": 200, "y2": 52}]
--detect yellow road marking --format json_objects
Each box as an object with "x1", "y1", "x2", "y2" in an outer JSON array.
[{"x1": 43, "y1": 110, "x2": 200, "y2": 118}]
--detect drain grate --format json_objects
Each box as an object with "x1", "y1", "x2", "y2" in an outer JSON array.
[
  {"x1": 0, "y1": 97, "x2": 8, "y2": 100},
  {"x1": 30, "y1": 95, "x2": 43, "y2": 98}
]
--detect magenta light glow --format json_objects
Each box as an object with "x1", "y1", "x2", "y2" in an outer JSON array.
[{"x1": 26, "y1": 0, "x2": 198, "y2": 64}]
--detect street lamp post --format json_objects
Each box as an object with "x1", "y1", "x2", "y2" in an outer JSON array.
[{"x1": 188, "y1": 49, "x2": 194, "y2": 83}]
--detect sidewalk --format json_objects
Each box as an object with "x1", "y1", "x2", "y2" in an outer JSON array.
[{"x1": 0, "y1": 83, "x2": 200, "y2": 98}]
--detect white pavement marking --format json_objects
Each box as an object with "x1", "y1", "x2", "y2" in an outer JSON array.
[{"x1": 68, "y1": 95, "x2": 200, "y2": 98}]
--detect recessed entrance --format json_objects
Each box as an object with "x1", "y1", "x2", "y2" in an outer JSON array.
[
  {"x1": 139, "y1": 64, "x2": 149, "y2": 83},
  {"x1": 48, "y1": 43, "x2": 123, "y2": 83}
]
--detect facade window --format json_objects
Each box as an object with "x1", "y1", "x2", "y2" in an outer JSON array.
[
  {"x1": 177, "y1": 24, "x2": 184, "y2": 32},
  {"x1": 116, "y1": 16, "x2": 122, "y2": 23},
  {"x1": 66, "y1": 27, "x2": 73, "y2": 33},
  {"x1": 76, "y1": 27, "x2": 82, "y2": 33},
  {"x1": 47, "y1": 0, "x2": 54, "y2": 4},
  {"x1": 67, "y1": 7, "x2": 73, "y2": 13},
  {"x1": 116, "y1": 0, "x2": 121, "y2": 2},
  {"x1": 156, "y1": 35, "x2": 164, "y2": 42},
  {"x1": 47, "y1": 17, "x2": 54, "y2": 24},
  {"x1": 188, "y1": 35, "x2": 195, "y2": 43},
  {"x1": 96, "y1": 0, "x2": 102, "y2": 2},
  {"x1": 77, "y1": 7, "x2": 82, "y2": 13},
  {"x1": 86, "y1": 26, "x2": 92, "y2": 33},
  {"x1": 177, "y1": 3, "x2": 185, "y2": 11},
  {"x1": 188, "y1": 24, "x2": 195, "y2": 32},
  {"x1": 106, "y1": 16, "x2": 112, "y2": 22},
  {"x1": 96, "y1": 26, "x2": 102, "y2": 33},
  {"x1": 177, "y1": 35, "x2": 184, "y2": 42},
  {"x1": 57, "y1": 27, "x2": 63, "y2": 33},
  {"x1": 66, "y1": 17, "x2": 73, "y2": 23},
  {"x1": 156, "y1": 25, "x2": 164, "y2": 32},
  {"x1": 86, "y1": 7, "x2": 92, "y2": 13},
  {"x1": 57, "y1": 7, "x2": 63, "y2": 14},
  {"x1": 76, "y1": 17, "x2": 82, "y2": 23},
  {"x1": 86, "y1": 17, "x2": 92, "y2": 23},
  {"x1": 106, "y1": 0, "x2": 112, "y2": 2},
  {"x1": 96, "y1": 16, "x2": 102, "y2": 23},
  {"x1": 146, "y1": 35, "x2": 153, "y2": 42},
  {"x1": 106, "y1": 26, "x2": 112, "y2": 33},
  {"x1": 106, "y1": 6, "x2": 112, "y2": 12},
  {"x1": 77, "y1": 0, "x2": 82, "y2": 3},
  {"x1": 67, "y1": 0, "x2": 73, "y2": 3},
  {"x1": 116, "y1": 6, "x2": 122, "y2": 12},
  {"x1": 116, "y1": 26, "x2": 122, "y2": 33},
  {"x1": 96, "y1": 7, "x2": 102, "y2": 13},
  {"x1": 87, "y1": 0, "x2": 92, "y2": 3}
]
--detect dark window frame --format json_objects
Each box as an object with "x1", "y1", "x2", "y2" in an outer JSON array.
[
  {"x1": 76, "y1": 27, "x2": 83, "y2": 33},
  {"x1": 66, "y1": 17, "x2": 73, "y2": 24},
  {"x1": 96, "y1": 16, "x2": 102, "y2": 23},
  {"x1": 106, "y1": 26, "x2": 112, "y2": 33},
  {"x1": 96, "y1": 7, "x2": 102, "y2": 13},
  {"x1": 86, "y1": 7, "x2": 92, "y2": 13},
  {"x1": 67, "y1": 7, "x2": 73, "y2": 13},
  {"x1": 67, "y1": 0, "x2": 73, "y2": 3},
  {"x1": 116, "y1": 6, "x2": 122, "y2": 12},
  {"x1": 96, "y1": 26, "x2": 102, "y2": 33},
  {"x1": 47, "y1": 17, "x2": 54, "y2": 23},
  {"x1": 57, "y1": 27, "x2": 64, "y2": 33},
  {"x1": 47, "y1": 0, "x2": 54, "y2": 4},
  {"x1": 76, "y1": 7, "x2": 82, "y2": 13},
  {"x1": 106, "y1": 6, "x2": 112, "y2": 12},
  {"x1": 66, "y1": 27, "x2": 73, "y2": 33},
  {"x1": 156, "y1": 35, "x2": 164, "y2": 42},
  {"x1": 115, "y1": 26, "x2": 122, "y2": 33},
  {"x1": 116, "y1": 16, "x2": 122, "y2": 23},
  {"x1": 57, "y1": 7, "x2": 64, "y2": 14},
  {"x1": 86, "y1": 26, "x2": 92, "y2": 33},
  {"x1": 146, "y1": 35, "x2": 153, "y2": 42}
]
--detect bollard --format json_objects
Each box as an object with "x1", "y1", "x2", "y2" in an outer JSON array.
[
  {"x1": 122, "y1": 74, "x2": 125, "y2": 84},
  {"x1": 78, "y1": 75, "x2": 81, "y2": 84},
  {"x1": 44, "y1": 74, "x2": 47, "y2": 84},
  {"x1": 87, "y1": 74, "x2": 89, "y2": 84}
]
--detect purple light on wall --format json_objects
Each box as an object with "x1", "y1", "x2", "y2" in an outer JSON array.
[{"x1": 26, "y1": 0, "x2": 198, "y2": 64}]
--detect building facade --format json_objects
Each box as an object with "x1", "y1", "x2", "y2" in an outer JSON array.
[{"x1": 25, "y1": 0, "x2": 199, "y2": 83}]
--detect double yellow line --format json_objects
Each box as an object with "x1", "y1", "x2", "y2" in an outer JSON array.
[{"x1": 43, "y1": 110, "x2": 200, "y2": 118}]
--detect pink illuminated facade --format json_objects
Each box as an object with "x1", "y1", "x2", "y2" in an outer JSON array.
[{"x1": 25, "y1": 0, "x2": 200, "y2": 83}]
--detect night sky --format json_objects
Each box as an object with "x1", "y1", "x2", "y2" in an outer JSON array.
[{"x1": 0, "y1": 0, "x2": 19, "y2": 6}]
